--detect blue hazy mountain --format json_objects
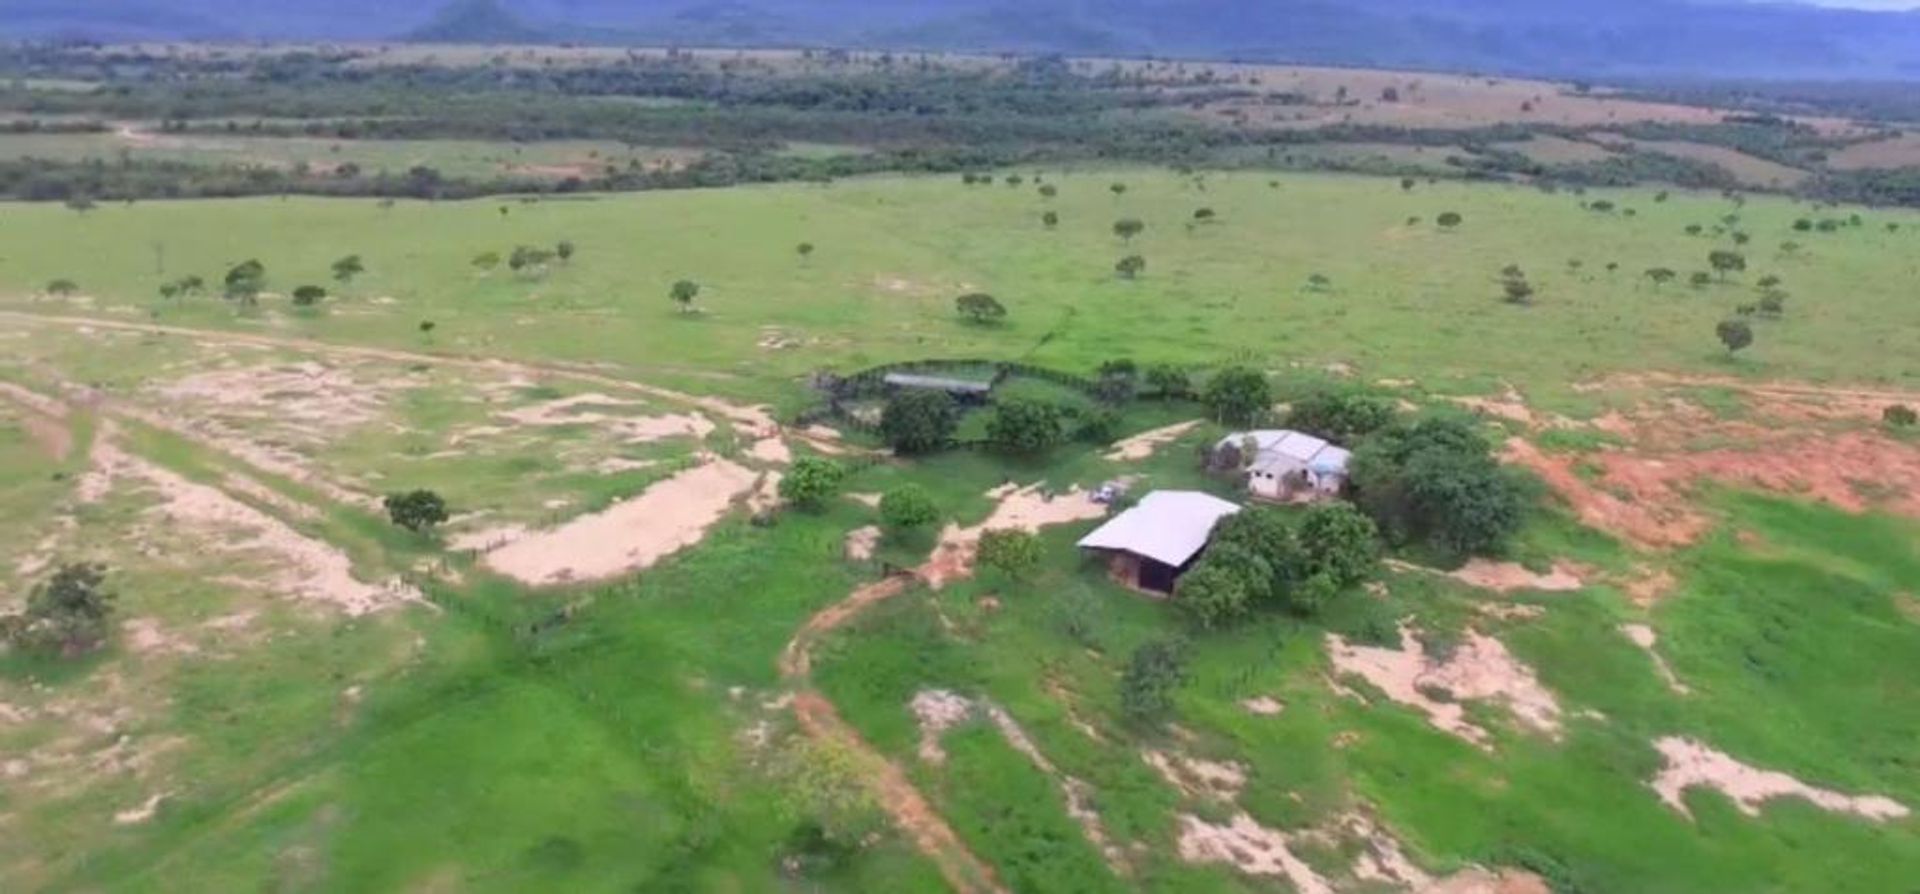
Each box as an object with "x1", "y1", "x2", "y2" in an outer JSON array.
[{"x1": 5, "y1": 0, "x2": 1920, "y2": 80}]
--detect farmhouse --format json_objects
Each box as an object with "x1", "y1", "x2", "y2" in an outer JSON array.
[
  {"x1": 1076, "y1": 490, "x2": 1242, "y2": 596},
  {"x1": 1213, "y1": 430, "x2": 1352, "y2": 502}
]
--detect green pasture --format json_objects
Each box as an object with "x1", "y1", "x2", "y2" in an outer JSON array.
[{"x1": 2, "y1": 170, "x2": 1916, "y2": 413}]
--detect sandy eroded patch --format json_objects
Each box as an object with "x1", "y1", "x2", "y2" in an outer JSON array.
[
  {"x1": 921, "y1": 483, "x2": 1108, "y2": 588},
  {"x1": 1649, "y1": 737, "x2": 1908, "y2": 822},
  {"x1": 1327, "y1": 625, "x2": 1563, "y2": 747},
  {"x1": 1104, "y1": 420, "x2": 1202, "y2": 462},
  {"x1": 481, "y1": 459, "x2": 759, "y2": 585},
  {"x1": 844, "y1": 525, "x2": 881, "y2": 562},
  {"x1": 496, "y1": 392, "x2": 716, "y2": 444},
  {"x1": 88, "y1": 430, "x2": 417, "y2": 616}
]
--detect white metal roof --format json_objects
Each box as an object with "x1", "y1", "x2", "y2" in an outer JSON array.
[
  {"x1": 1076, "y1": 491, "x2": 1242, "y2": 568},
  {"x1": 1220, "y1": 429, "x2": 1351, "y2": 476}
]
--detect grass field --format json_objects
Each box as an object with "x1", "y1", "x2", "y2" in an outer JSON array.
[
  {"x1": 0, "y1": 130, "x2": 702, "y2": 180},
  {"x1": 2, "y1": 166, "x2": 1918, "y2": 892}
]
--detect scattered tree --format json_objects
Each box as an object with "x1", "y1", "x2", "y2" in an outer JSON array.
[
  {"x1": 328, "y1": 255, "x2": 364, "y2": 285},
  {"x1": 1192, "y1": 207, "x2": 1216, "y2": 223},
  {"x1": 472, "y1": 251, "x2": 502, "y2": 272},
  {"x1": 879, "y1": 485, "x2": 939, "y2": 531},
  {"x1": 879, "y1": 390, "x2": 958, "y2": 455},
  {"x1": 1115, "y1": 254, "x2": 1147, "y2": 280},
  {"x1": 779, "y1": 458, "x2": 847, "y2": 510},
  {"x1": 977, "y1": 528, "x2": 1043, "y2": 579},
  {"x1": 1716, "y1": 318, "x2": 1754, "y2": 355},
  {"x1": 45, "y1": 279, "x2": 79, "y2": 296},
  {"x1": 291, "y1": 285, "x2": 327, "y2": 307},
  {"x1": 1296, "y1": 503, "x2": 1380, "y2": 588},
  {"x1": 555, "y1": 240, "x2": 576, "y2": 264},
  {"x1": 223, "y1": 259, "x2": 266, "y2": 305},
  {"x1": 670, "y1": 279, "x2": 701, "y2": 313},
  {"x1": 1202, "y1": 367, "x2": 1272, "y2": 427},
  {"x1": 1109, "y1": 182, "x2": 1127, "y2": 198},
  {"x1": 1708, "y1": 249, "x2": 1747, "y2": 281},
  {"x1": 1884, "y1": 404, "x2": 1917, "y2": 428},
  {"x1": 384, "y1": 490, "x2": 449, "y2": 533},
  {"x1": 1688, "y1": 271, "x2": 1713, "y2": 289},
  {"x1": 955, "y1": 292, "x2": 1007, "y2": 324},
  {"x1": 1436, "y1": 212, "x2": 1463, "y2": 230},
  {"x1": 1305, "y1": 273, "x2": 1332, "y2": 292},
  {"x1": 796, "y1": 242, "x2": 815, "y2": 262},
  {"x1": 1041, "y1": 210, "x2": 1060, "y2": 229},
  {"x1": 509, "y1": 245, "x2": 555, "y2": 276},
  {"x1": 1113, "y1": 218, "x2": 1145, "y2": 242},
  {"x1": 1038, "y1": 184, "x2": 1058, "y2": 199}
]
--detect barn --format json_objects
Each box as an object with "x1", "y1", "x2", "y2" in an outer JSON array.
[{"x1": 1075, "y1": 491, "x2": 1242, "y2": 596}]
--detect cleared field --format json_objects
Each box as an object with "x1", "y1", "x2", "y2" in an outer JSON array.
[
  {"x1": 2, "y1": 167, "x2": 1918, "y2": 892},
  {"x1": 1826, "y1": 131, "x2": 1920, "y2": 169},
  {"x1": 1494, "y1": 134, "x2": 1619, "y2": 165},
  {"x1": 0, "y1": 129, "x2": 700, "y2": 179},
  {"x1": 1593, "y1": 135, "x2": 1813, "y2": 188}
]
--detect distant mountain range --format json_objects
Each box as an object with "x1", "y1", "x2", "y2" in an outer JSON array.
[{"x1": 7, "y1": 0, "x2": 1920, "y2": 81}]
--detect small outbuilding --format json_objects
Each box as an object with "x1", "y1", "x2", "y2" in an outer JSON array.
[
  {"x1": 1214, "y1": 430, "x2": 1351, "y2": 502},
  {"x1": 1076, "y1": 490, "x2": 1242, "y2": 596}
]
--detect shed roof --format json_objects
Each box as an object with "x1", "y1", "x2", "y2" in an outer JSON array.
[
  {"x1": 884, "y1": 372, "x2": 994, "y2": 394},
  {"x1": 1220, "y1": 429, "x2": 1352, "y2": 476},
  {"x1": 1076, "y1": 491, "x2": 1242, "y2": 568}
]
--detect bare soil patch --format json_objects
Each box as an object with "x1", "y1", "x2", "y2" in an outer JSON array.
[
  {"x1": 1649, "y1": 737, "x2": 1908, "y2": 822},
  {"x1": 1327, "y1": 625, "x2": 1563, "y2": 748},
  {"x1": 497, "y1": 392, "x2": 716, "y2": 444},
  {"x1": 1104, "y1": 420, "x2": 1202, "y2": 462},
  {"x1": 844, "y1": 525, "x2": 881, "y2": 562},
  {"x1": 482, "y1": 459, "x2": 758, "y2": 586},
  {"x1": 922, "y1": 484, "x2": 1107, "y2": 588},
  {"x1": 1177, "y1": 812, "x2": 1331, "y2": 894},
  {"x1": 1240, "y1": 696, "x2": 1285, "y2": 716},
  {"x1": 1446, "y1": 559, "x2": 1585, "y2": 593},
  {"x1": 89, "y1": 428, "x2": 416, "y2": 616}
]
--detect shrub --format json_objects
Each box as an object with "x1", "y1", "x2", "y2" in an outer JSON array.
[
  {"x1": 1175, "y1": 563, "x2": 1254, "y2": 630},
  {"x1": 1144, "y1": 365, "x2": 1192, "y2": 399},
  {"x1": 1885, "y1": 404, "x2": 1918, "y2": 428},
  {"x1": 1296, "y1": 503, "x2": 1380, "y2": 588},
  {"x1": 1120, "y1": 637, "x2": 1189, "y2": 723},
  {"x1": 1285, "y1": 391, "x2": 1396, "y2": 443},
  {"x1": 779, "y1": 458, "x2": 846, "y2": 510},
  {"x1": 1350, "y1": 417, "x2": 1528, "y2": 556},
  {"x1": 291, "y1": 285, "x2": 328, "y2": 306},
  {"x1": 6, "y1": 562, "x2": 116, "y2": 656},
  {"x1": 976, "y1": 529, "x2": 1042, "y2": 579},
  {"x1": 879, "y1": 485, "x2": 938, "y2": 530}
]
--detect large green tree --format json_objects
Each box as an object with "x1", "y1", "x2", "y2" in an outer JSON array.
[
  {"x1": 779, "y1": 458, "x2": 847, "y2": 510},
  {"x1": 879, "y1": 390, "x2": 958, "y2": 455},
  {"x1": 986, "y1": 398, "x2": 1066, "y2": 454},
  {"x1": 1202, "y1": 367, "x2": 1272, "y2": 427}
]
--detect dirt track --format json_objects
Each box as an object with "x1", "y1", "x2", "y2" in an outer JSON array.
[{"x1": 779, "y1": 574, "x2": 1006, "y2": 894}]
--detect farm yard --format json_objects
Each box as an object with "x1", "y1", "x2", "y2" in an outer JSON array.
[{"x1": 1, "y1": 158, "x2": 1918, "y2": 894}]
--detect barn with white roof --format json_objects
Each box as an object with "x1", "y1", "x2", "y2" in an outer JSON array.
[{"x1": 1076, "y1": 490, "x2": 1242, "y2": 595}]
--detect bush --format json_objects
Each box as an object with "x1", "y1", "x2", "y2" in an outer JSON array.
[
  {"x1": 1296, "y1": 503, "x2": 1380, "y2": 588},
  {"x1": 1144, "y1": 365, "x2": 1192, "y2": 400},
  {"x1": 1075, "y1": 407, "x2": 1122, "y2": 445},
  {"x1": 6, "y1": 562, "x2": 116, "y2": 656},
  {"x1": 1175, "y1": 563, "x2": 1254, "y2": 630},
  {"x1": 879, "y1": 390, "x2": 958, "y2": 455},
  {"x1": 779, "y1": 458, "x2": 846, "y2": 510},
  {"x1": 976, "y1": 528, "x2": 1042, "y2": 579},
  {"x1": 291, "y1": 285, "x2": 328, "y2": 306},
  {"x1": 1202, "y1": 367, "x2": 1272, "y2": 427},
  {"x1": 384, "y1": 490, "x2": 449, "y2": 533},
  {"x1": 986, "y1": 397, "x2": 1067, "y2": 455},
  {"x1": 879, "y1": 485, "x2": 939, "y2": 530},
  {"x1": 1120, "y1": 637, "x2": 1189, "y2": 723},
  {"x1": 1285, "y1": 391, "x2": 1396, "y2": 443},
  {"x1": 1886, "y1": 404, "x2": 1918, "y2": 428}
]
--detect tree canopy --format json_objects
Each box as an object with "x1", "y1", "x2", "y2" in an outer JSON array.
[
  {"x1": 955, "y1": 292, "x2": 1007, "y2": 324},
  {"x1": 1202, "y1": 367, "x2": 1272, "y2": 427},
  {"x1": 879, "y1": 389, "x2": 959, "y2": 455}
]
